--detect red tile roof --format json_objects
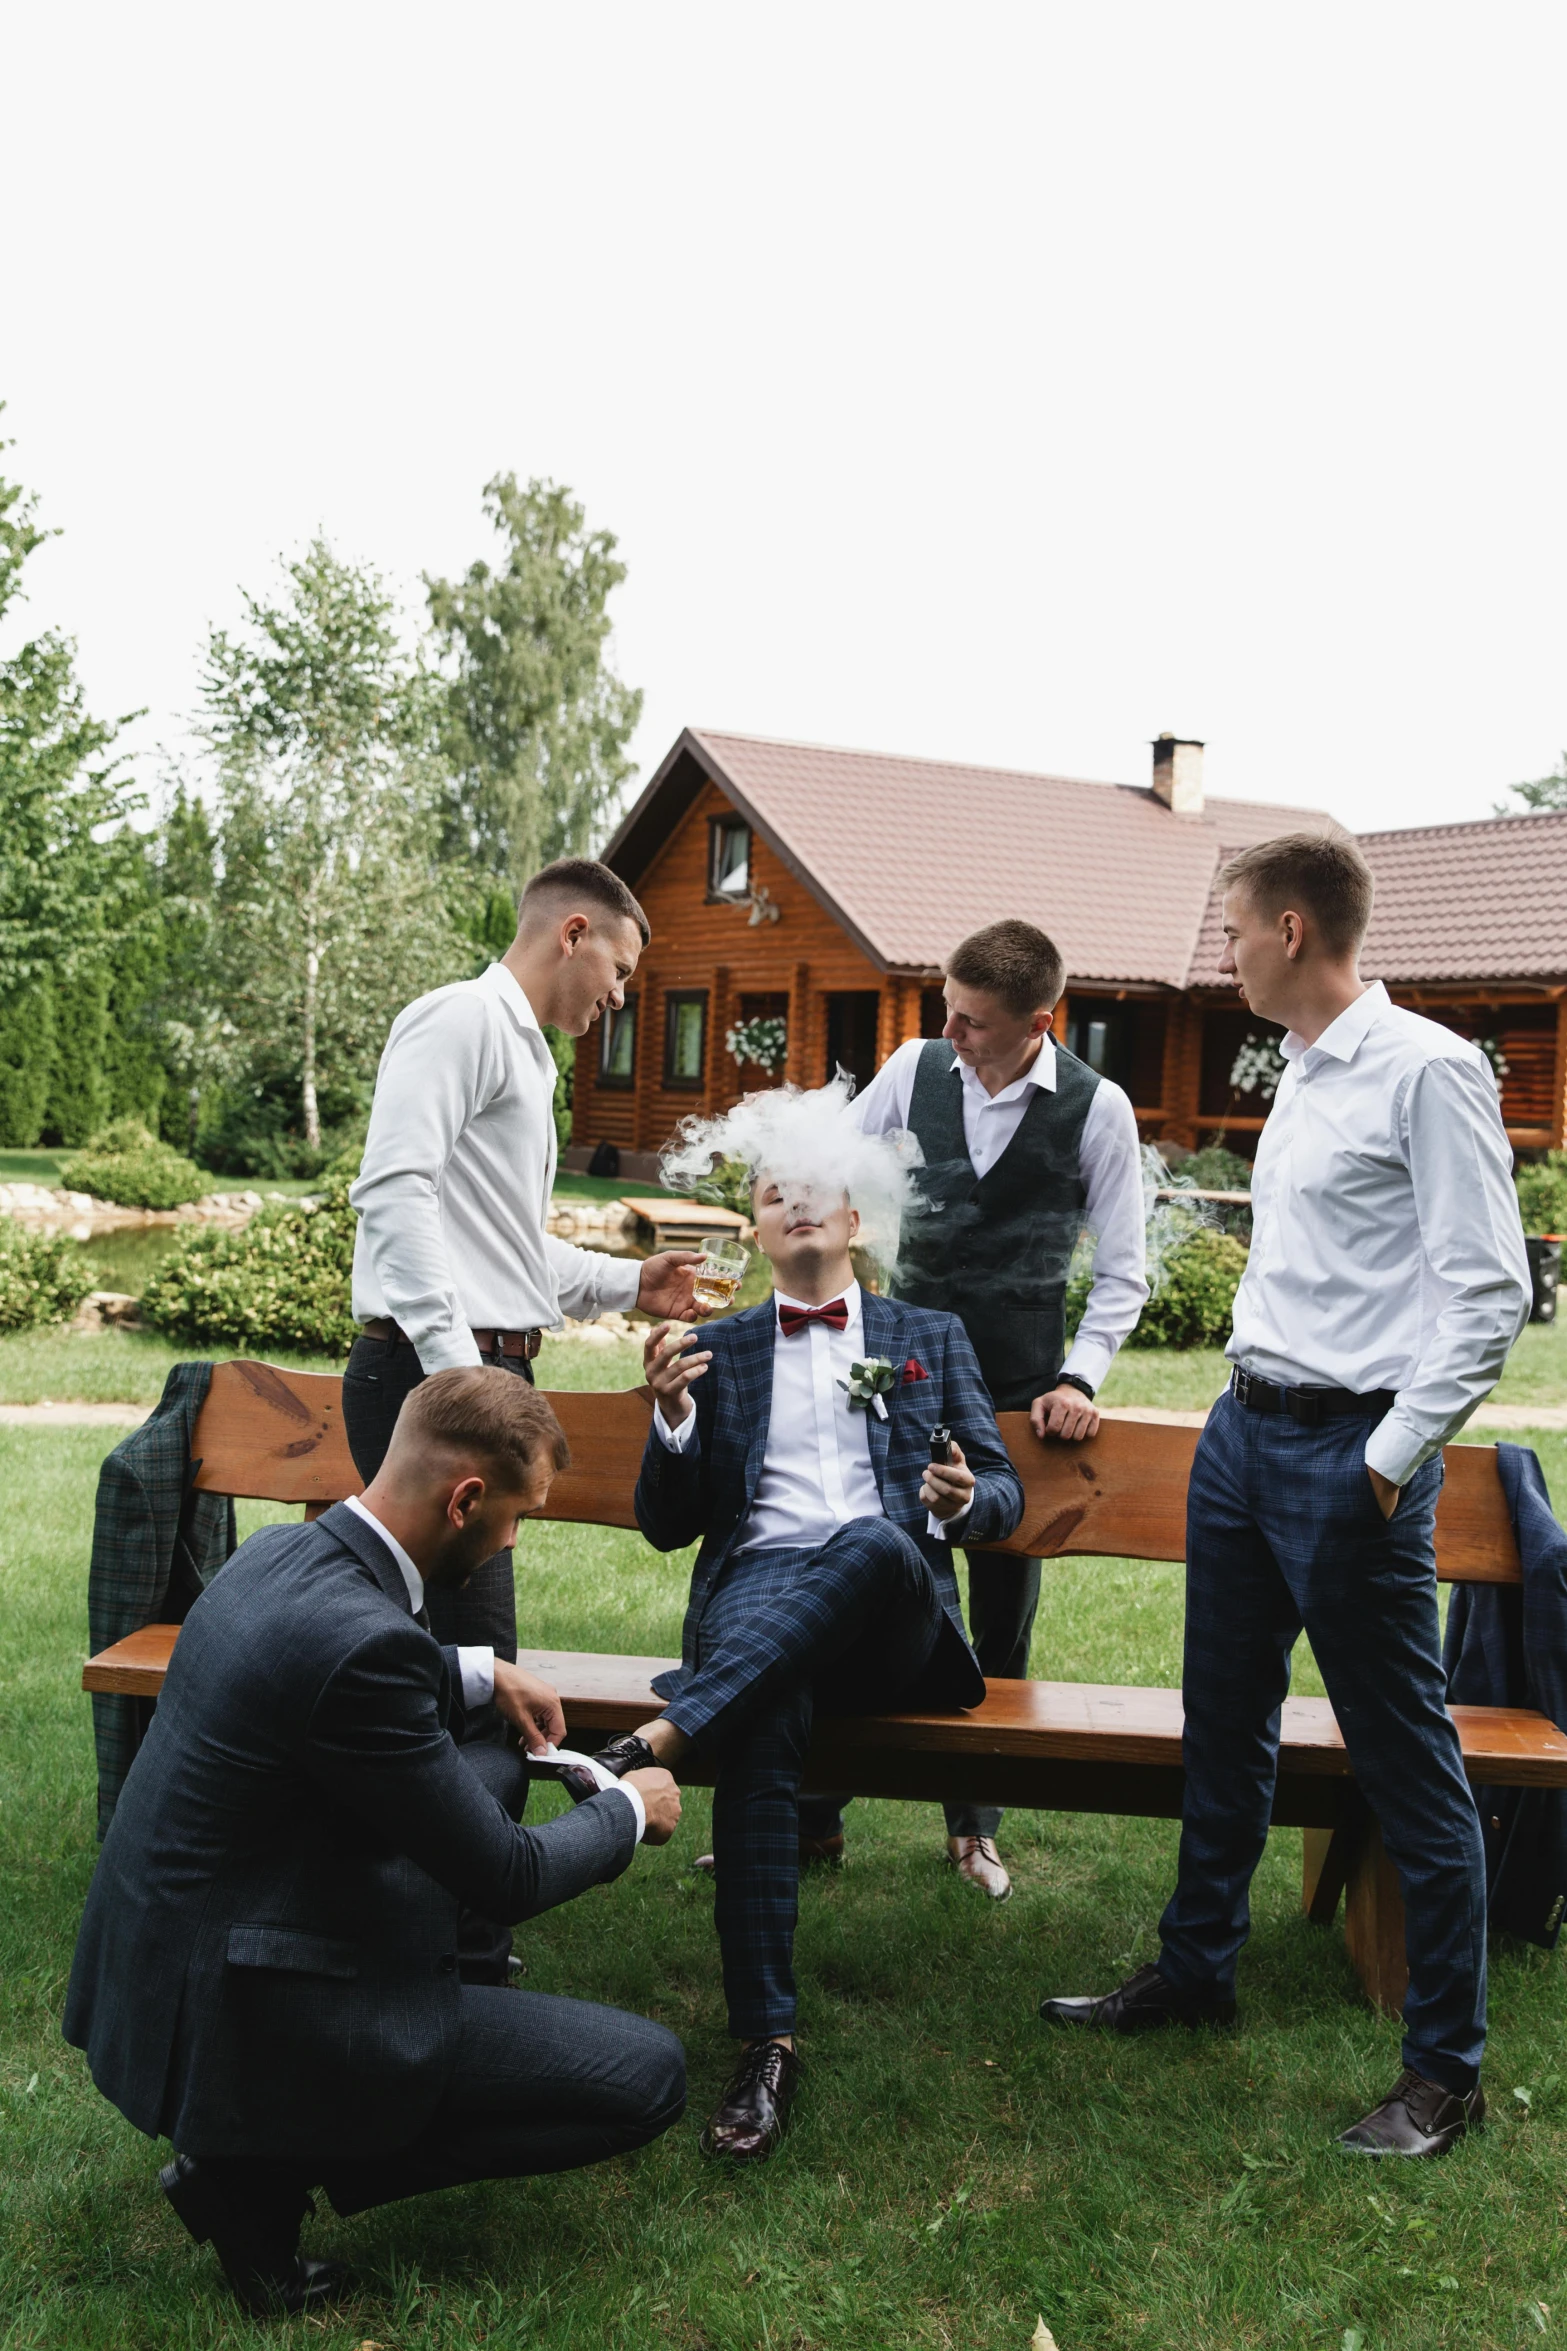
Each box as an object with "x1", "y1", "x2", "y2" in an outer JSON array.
[
  {"x1": 646, "y1": 729, "x2": 1329, "y2": 986},
  {"x1": 1357, "y1": 813, "x2": 1567, "y2": 986},
  {"x1": 608, "y1": 730, "x2": 1567, "y2": 992}
]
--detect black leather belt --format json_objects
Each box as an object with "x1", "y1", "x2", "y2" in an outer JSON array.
[
  {"x1": 1229, "y1": 1368, "x2": 1394, "y2": 1427},
  {"x1": 363, "y1": 1319, "x2": 542, "y2": 1362}
]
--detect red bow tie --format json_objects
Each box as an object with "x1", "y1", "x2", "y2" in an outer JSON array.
[{"x1": 777, "y1": 1297, "x2": 849, "y2": 1338}]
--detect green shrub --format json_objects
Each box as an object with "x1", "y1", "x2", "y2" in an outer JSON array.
[
  {"x1": 1169, "y1": 1143, "x2": 1254, "y2": 1239},
  {"x1": 1128, "y1": 1227, "x2": 1250, "y2": 1349},
  {"x1": 1179, "y1": 1144, "x2": 1255, "y2": 1191},
  {"x1": 0, "y1": 1219, "x2": 98, "y2": 1332},
  {"x1": 140, "y1": 1182, "x2": 356, "y2": 1354},
  {"x1": 1516, "y1": 1152, "x2": 1567, "y2": 1237},
  {"x1": 58, "y1": 1119, "x2": 209, "y2": 1211}
]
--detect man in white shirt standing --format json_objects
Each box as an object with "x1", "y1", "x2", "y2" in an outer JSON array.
[
  {"x1": 798, "y1": 919, "x2": 1149, "y2": 1897},
  {"x1": 345, "y1": 857, "x2": 702, "y2": 1980},
  {"x1": 1043, "y1": 834, "x2": 1532, "y2": 2160}
]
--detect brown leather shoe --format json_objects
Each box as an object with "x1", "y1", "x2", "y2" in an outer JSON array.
[
  {"x1": 947, "y1": 1834, "x2": 1012, "y2": 1899},
  {"x1": 699, "y1": 2038, "x2": 801, "y2": 2161},
  {"x1": 1337, "y1": 2069, "x2": 1485, "y2": 2157},
  {"x1": 1040, "y1": 1960, "x2": 1236, "y2": 2032}
]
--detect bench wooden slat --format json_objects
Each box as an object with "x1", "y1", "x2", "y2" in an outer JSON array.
[
  {"x1": 81, "y1": 1632, "x2": 1567, "y2": 1790},
  {"x1": 185, "y1": 1361, "x2": 1526, "y2": 1583}
]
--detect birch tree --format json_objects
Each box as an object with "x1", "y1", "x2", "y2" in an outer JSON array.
[
  {"x1": 426, "y1": 475, "x2": 642, "y2": 887},
  {"x1": 201, "y1": 542, "x2": 468, "y2": 1151}
]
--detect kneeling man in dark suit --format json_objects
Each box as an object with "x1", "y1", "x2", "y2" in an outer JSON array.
[
  {"x1": 64, "y1": 1368, "x2": 684, "y2": 2315},
  {"x1": 571, "y1": 1165, "x2": 1023, "y2": 2161}
]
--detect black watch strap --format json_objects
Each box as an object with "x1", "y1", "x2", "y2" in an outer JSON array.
[{"x1": 1054, "y1": 1372, "x2": 1096, "y2": 1402}]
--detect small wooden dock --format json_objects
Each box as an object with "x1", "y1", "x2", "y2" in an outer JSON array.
[{"x1": 619, "y1": 1197, "x2": 752, "y2": 1250}]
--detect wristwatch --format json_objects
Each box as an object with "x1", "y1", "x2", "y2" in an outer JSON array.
[{"x1": 1054, "y1": 1372, "x2": 1096, "y2": 1402}]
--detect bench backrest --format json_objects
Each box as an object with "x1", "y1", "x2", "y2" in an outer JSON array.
[{"x1": 190, "y1": 1359, "x2": 1523, "y2": 1586}]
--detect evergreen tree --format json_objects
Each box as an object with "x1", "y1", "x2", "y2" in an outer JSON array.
[
  {"x1": 0, "y1": 413, "x2": 137, "y2": 1146},
  {"x1": 426, "y1": 476, "x2": 642, "y2": 890}
]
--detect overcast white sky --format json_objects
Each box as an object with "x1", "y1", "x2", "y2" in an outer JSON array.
[{"x1": 5, "y1": 3, "x2": 1565, "y2": 836}]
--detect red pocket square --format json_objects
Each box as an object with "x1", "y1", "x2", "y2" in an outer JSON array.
[{"x1": 901, "y1": 1357, "x2": 929, "y2": 1384}]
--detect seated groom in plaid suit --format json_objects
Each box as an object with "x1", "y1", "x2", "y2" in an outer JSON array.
[{"x1": 559, "y1": 1113, "x2": 1024, "y2": 2163}]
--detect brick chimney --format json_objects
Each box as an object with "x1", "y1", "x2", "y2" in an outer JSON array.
[{"x1": 1152, "y1": 733, "x2": 1204, "y2": 815}]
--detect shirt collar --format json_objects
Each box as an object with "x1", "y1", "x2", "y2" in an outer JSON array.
[
  {"x1": 774, "y1": 1277, "x2": 862, "y2": 1329},
  {"x1": 953, "y1": 1032, "x2": 1057, "y2": 1100},
  {"x1": 1281, "y1": 980, "x2": 1388, "y2": 1065},
  {"x1": 345, "y1": 1493, "x2": 424, "y2": 1615},
  {"x1": 484, "y1": 957, "x2": 545, "y2": 1037}
]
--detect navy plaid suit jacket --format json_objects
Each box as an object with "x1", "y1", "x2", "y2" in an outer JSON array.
[{"x1": 635, "y1": 1290, "x2": 1025, "y2": 1680}]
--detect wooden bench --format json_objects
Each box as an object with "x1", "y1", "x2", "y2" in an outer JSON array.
[{"x1": 83, "y1": 1358, "x2": 1567, "y2": 2016}]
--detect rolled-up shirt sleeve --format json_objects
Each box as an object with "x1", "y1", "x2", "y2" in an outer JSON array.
[
  {"x1": 1363, "y1": 1057, "x2": 1532, "y2": 1486},
  {"x1": 350, "y1": 995, "x2": 492, "y2": 1373},
  {"x1": 545, "y1": 1233, "x2": 641, "y2": 1324}
]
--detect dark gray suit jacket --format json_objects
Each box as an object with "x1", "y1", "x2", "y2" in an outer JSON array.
[{"x1": 63, "y1": 1503, "x2": 636, "y2": 2160}]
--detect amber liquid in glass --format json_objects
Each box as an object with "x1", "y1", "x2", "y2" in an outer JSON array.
[{"x1": 692, "y1": 1270, "x2": 742, "y2": 1312}]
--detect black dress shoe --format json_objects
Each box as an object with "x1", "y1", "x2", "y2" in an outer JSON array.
[
  {"x1": 1337, "y1": 2069, "x2": 1485, "y2": 2158},
  {"x1": 699, "y1": 2038, "x2": 801, "y2": 2162},
  {"x1": 555, "y1": 1732, "x2": 660, "y2": 1804},
  {"x1": 1040, "y1": 1960, "x2": 1236, "y2": 2033},
  {"x1": 160, "y1": 2155, "x2": 348, "y2": 2315}
]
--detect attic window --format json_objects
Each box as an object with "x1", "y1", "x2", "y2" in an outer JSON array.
[{"x1": 708, "y1": 818, "x2": 751, "y2": 901}]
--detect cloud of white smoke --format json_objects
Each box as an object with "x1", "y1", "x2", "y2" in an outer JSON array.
[{"x1": 659, "y1": 1072, "x2": 924, "y2": 1272}]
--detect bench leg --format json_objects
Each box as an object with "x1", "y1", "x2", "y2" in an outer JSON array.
[
  {"x1": 1302, "y1": 1815, "x2": 1361, "y2": 1926},
  {"x1": 1342, "y1": 1813, "x2": 1409, "y2": 2019}
]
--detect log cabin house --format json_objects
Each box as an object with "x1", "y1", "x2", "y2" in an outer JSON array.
[{"x1": 571, "y1": 728, "x2": 1567, "y2": 1172}]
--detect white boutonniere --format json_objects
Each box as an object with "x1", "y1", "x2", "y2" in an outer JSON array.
[{"x1": 838, "y1": 1356, "x2": 895, "y2": 1419}]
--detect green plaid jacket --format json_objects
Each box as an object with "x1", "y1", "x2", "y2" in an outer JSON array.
[{"x1": 89, "y1": 1361, "x2": 236, "y2": 1837}]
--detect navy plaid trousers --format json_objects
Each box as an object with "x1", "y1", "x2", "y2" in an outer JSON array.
[
  {"x1": 667, "y1": 1517, "x2": 962, "y2": 2039},
  {"x1": 1158, "y1": 1388, "x2": 1487, "y2": 2091}
]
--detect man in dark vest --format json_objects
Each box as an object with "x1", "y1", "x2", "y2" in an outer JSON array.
[{"x1": 797, "y1": 919, "x2": 1149, "y2": 1897}]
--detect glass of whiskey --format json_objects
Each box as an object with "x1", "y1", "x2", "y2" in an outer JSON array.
[{"x1": 692, "y1": 1235, "x2": 749, "y2": 1313}]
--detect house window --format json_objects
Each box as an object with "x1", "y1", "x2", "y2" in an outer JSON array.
[
  {"x1": 598, "y1": 997, "x2": 636, "y2": 1088},
  {"x1": 920, "y1": 986, "x2": 948, "y2": 1039},
  {"x1": 663, "y1": 990, "x2": 708, "y2": 1088},
  {"x1": 708, "y1": 818, "x2": 751, "y2": 901}
]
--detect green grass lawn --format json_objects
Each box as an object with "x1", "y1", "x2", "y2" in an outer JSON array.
[{"x1": 3, "y1": 1390, "x2": 1567, "y2": 2345}]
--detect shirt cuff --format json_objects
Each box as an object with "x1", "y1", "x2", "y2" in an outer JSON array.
[
  {"x1": 928, "y1": 1505, "x2": 972, "y2": 1542},
  {"x1": 1363, "y1": 1408, "x2": 1439, "y2": 1490},
  {"x1": 394, "y1": 1324, "x2": 484, "y2": 1373},
  {"x1": 654, "y1": 1402, "x2": 696, "y2": 1451},
  {"x1": 612, "y1": 1780, "x2": 647, "y2": 1843},
  {"x1": 456, "y1": 1646, "x2": 495, "y2": 1709},
  {"x1": 1061, "y1": 1336, "x2": 1113, "y2": 1393},
  {"x1": 598, "y1": 1255, "x2": 644, "y2": 1315}
]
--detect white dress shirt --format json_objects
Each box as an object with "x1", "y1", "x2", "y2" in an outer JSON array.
[
  {"x1": 849, "y1": 1034, "x2": 1149, "y2": 1392},
  {"x1": 1228, "y1": 982, "x2": 1531, "y2": 1487},
  {"x1": 655, "y1": 1279, "x2": 966, "y2": 1546},
  {"x1": 350, "y1": 961, "x2": 641, "y2": 1372},
  {"x1": 344, "y1": 1494, "x2": 644, "y2": 1841}
]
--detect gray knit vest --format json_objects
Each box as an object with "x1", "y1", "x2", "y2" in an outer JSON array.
[{"x1": 892, "y1": 1037, "x2": 1100, "y2": 1412}]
